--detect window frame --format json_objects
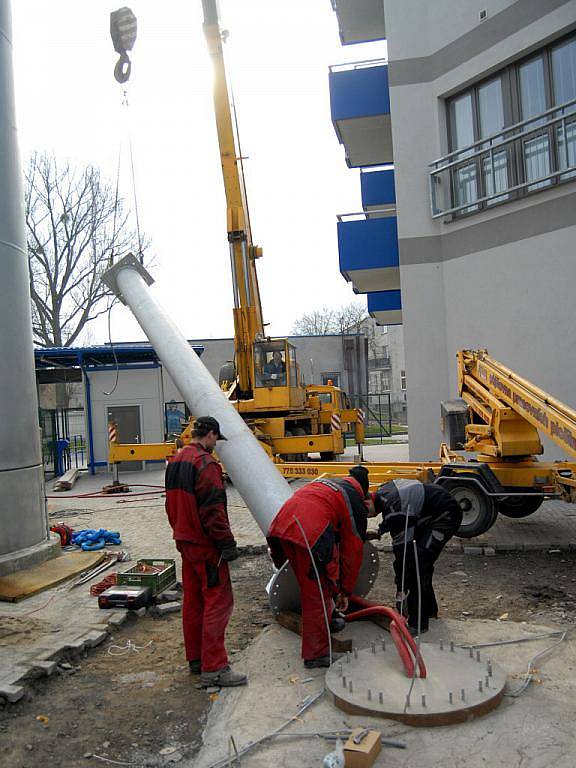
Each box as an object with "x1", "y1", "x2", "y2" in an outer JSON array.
[{"x1": 445, "y1": 32, "x2": 576, "y2": 219}]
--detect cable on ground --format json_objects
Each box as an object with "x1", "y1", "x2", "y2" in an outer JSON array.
[{"x1": 107, "y1": 639, "x2": 154, "y2": 656}]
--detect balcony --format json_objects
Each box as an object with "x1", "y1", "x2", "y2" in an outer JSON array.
[
  {"x1": 361, "y1": 167, "x2": 395, "y2": 212},
  {"x1": 330, "y1": 61, "x2": 393, "y2": 168},
  {"x1": 429, "y1": 97, "x2": 576, "y2": 219},
  {"x1": 368, "y1": 356, "x2": 391, "y2": 369},
  {"x1": 368, "y1": 290, "x2": 402, "y2": 326},
  {"x1": 330, "y1": 0, "x2": 386, "y2": 45},
  {"x1": 337, "y1": 210, "x2": 399, "y2": 293}
]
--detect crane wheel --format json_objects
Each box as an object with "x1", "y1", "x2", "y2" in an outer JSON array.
[
  {"x1": 497, "y1": 496, "x2": 543, "y2": 518},
  {"x1": 445, "y1": 482, "x2": 498, "y2": 538}
]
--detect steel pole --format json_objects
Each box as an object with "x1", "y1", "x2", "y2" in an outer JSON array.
[
  {"x1": 103, "y1": 256, "x2": 292, "y2": 533},
  {"x1": 0, "y1": 0, "x2": 54, "y2": 573}
]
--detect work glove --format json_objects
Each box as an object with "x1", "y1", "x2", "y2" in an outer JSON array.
[{"x1": 220, "y1": 544, "x2": 239, "y2": 562}]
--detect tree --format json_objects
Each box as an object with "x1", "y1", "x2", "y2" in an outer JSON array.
[
  {"x1": 291, "y1": 301, "x2": 367, "y2": 336},
  {"x1": 26, "y1": 152, "x2": 147, "y2": 347}
]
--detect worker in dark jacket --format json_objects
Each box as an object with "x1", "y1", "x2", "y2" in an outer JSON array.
[
  {"x1": 370, "y1": 479, "x2": 462, "y2": 635},
  {"x1": 267, "y1": 467, "x2": 374, "y2": 668},
  {"x1": 165, "y1": 416, "x2": 247, "y2": 687}
]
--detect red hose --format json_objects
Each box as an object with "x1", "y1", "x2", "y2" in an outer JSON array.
[{"x1": 345, "y1": 596, "x2": 427, "y2": 678}]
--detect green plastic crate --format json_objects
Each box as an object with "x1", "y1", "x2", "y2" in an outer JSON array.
[{"x1": 117, "y1": 558, "x2": 176, "y2": 595}]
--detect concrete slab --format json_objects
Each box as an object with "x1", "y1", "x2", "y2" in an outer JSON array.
[{"x1": 192, "y1": 619, "x2": 575, "y2": 768}]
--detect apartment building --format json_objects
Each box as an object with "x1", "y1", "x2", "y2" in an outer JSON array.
[{"x1": 330, "y1": 0, "x2": 576, "y2": 459}]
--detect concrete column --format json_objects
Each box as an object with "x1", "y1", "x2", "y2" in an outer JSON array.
[{"x1": 0, "y1": 0, "x2": 56, "y2": 574}]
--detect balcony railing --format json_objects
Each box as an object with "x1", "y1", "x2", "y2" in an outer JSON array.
[
  {"x1": 429, "y1": 97, "x2": 576, "y2": 219},
  {"x1": 368, "y1": 356, "x2": 391, "y2": 370},
  {"x1": 337, "y1": 207, "x2": 396, "y2": 222},
  {"x1": 329, "y1": 58, "x2": 388, "y2": 74}
]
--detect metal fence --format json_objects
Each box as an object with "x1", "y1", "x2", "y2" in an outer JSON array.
[
  {"x1": 350, "y1": 392, "x2": 408, "y2": 442},
  {"x1": 39, "y1": 407, "x2": 87, "y2": 478}
]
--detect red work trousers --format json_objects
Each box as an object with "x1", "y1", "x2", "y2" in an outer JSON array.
[
  {"x1": 177, "y1": 542, "x2": 234, "y2": 673},
  {"x1": 281, "y1": 541, "x2": 335, "y2": 661}
]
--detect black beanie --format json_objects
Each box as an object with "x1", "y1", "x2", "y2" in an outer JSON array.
[{"x1": 348, "y1": 465, "x2": 369, "y2": 497}]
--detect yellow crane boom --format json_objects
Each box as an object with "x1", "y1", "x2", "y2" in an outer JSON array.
[{"x1": 202, "y1": 0, "x2": 264, "y2": 397}]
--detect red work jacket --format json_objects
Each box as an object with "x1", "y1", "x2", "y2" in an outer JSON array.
[
  {"x1": 165, "y1": 443, "x2": 235, "y2": 561},
  {"x1": 267, "y1": 477, "x2": 366, "y2": 596}
]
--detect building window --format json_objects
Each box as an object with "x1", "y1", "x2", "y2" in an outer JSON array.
[
  {"x1": 401, "y1": 370, "x2": 406, "y2": 390},
  {"x1": 379, "y1": 371, "x2": 391, "y2": 391},
  {"x1": 432, "y1": 34, "x2": 576, "y2": 218}
]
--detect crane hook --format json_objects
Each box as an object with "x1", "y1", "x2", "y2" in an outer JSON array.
[{"x1": 110, "y1": 7, "x2": 137, "y2": 84}]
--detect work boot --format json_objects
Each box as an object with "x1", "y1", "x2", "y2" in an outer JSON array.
[
  {"x1": 407, "y1": 624, "x2": 429, "y2": 638},
  {"x1": 188, "y1": 660, "x2": 201, "y2": 674},
  {"x1": 304, "y1": 656, "x2": 331, "y2": 669},
  {"x1": 200, "y1": 666, "x2": 247, "y2": 687}
]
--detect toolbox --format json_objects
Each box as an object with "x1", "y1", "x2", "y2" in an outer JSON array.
[
  {"x1": 117, "y1": 558, "x2": 176, "y2": 594},
  {"x1": 98, "y1": 585, "x2": 153, "y2": 610}
]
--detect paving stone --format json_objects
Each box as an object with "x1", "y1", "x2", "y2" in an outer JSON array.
[
  {"x1": 82, "y1": 630, "x2": 108, "y2": 648},
  {"x1": 463, "y1": 547, "x2": 483, "y2": 555},
  {"x1": 28, "y1": 660, "x2": 57, "y2": 677},
  {"x1": 106, "y1": 609, "x2": 129, "y2": 628},
  {"x1": 153, "y1": 602, "x2": 181, "y2": 616},
  {"x1": 483, "y1": 547, "x2": 496, "y2": 556},
  {"x1": 0, "y1": 684, "x2": 24, "y2": 703}
]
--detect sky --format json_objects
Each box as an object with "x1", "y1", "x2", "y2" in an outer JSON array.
[{"x1": 12, "y1": 1, "x2": 385, "y2": 344}]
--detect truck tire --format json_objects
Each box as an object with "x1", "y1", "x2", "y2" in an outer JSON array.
[
  {"x1": 497, "y1": 496, "x2": 543, "y2": 519},
  {"x1": 320, "y1": 452, "x2": 336, "y2": 461},
  {"x1": 445, "y1": 482, "x2": 498, "y2": 538}
]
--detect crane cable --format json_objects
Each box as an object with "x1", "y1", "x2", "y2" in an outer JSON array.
[{"x1": 104, "y1": 8, "x2": 143, "y2": 397}]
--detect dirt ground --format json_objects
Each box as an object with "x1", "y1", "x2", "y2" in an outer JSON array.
[{"x1": 1, "y1": 549, "x2": 575, "y2": 767}]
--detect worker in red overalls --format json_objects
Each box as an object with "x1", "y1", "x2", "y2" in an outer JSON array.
[
  {"x1": 267, "y1": 466, "x2": 375, "y2": 668},
  {"x1": 165, "y1": 416, "x2": 247, "y2": 687}
]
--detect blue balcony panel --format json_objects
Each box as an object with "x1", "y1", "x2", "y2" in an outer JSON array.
[
  {"x1": 368, "y1": 290, "x2": 402, "y2": 326},
  {"x1": 330, "y1": 64, "x2": 393, "y2": 167},
  {"x1": 338, "y1": 216, "x2": 399, "y2": 293},
  {"x1": 330, "y1": 0, "x2": 386, "y2": 45},
  {"x1": 361, "y1": 168, "x2": 396, "y2": 210}
]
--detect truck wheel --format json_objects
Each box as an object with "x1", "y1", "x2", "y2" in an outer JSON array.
[
  {"x1": 497, "y1": 496, "x2": 543, "y2": 518},
  {"x1": 445, "y1": 482, "x2": 498, "y2": 538},
  {"x1": 320, "y1": 452, "x2": 336, "y2": 461}
]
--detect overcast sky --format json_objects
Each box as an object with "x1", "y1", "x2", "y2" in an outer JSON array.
[{"x1": 12, "y1": 1, "x2": 385, "y2": 344}]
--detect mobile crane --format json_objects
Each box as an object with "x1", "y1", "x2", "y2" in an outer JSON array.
[
  {"x1": 107, "y1": 0, "x2": 364, "y2": 469},
  {"x1": 192, "y1": 0, "x2": 364, "y2": 460},
  {"x1": 273, "y1": 349, "x2": 576, "y2": 538}
]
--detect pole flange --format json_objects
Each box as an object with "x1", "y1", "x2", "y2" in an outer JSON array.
[{"x1": 101, "y1": 253, "x2": 154, "y2": 305}]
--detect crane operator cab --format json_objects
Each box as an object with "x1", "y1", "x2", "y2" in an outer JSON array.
[{"x1": 253, "y1": 340, "x2": 305, "y2": 410}]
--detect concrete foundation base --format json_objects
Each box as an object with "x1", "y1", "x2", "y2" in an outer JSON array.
[
  {"x1": 0, "y1": 534, "x2": 61, "y2": 578},
  {"x1": 327, "y1": 643, "x2": 506, "y2": 726}
]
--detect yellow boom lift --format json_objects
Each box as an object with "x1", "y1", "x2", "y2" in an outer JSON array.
[{"x1": 274, "y1": 350, "x2": 576, "y2": 538}]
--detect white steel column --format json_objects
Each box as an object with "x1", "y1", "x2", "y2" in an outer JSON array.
[
  {"x1": 0, "y1": 0, "x2": 53, "y2": 572},
  {"x1": 103, "y1": 256, "x2": 293, "y2": 533}
]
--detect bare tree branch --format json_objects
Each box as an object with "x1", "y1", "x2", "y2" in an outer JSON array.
[
  {"x1": 26, "y1": 152, "x2": 151, "y2": 347},
  {"x1": 291, "y1": 302, "x2": 367, "y2": 336}
]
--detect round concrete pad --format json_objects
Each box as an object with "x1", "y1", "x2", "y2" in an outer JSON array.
[
  {"x1": 325, "y1": 641, "x2": 507, "y2": 726},
  {"x1": 268, "y1": 542, "x2": 379, "y2": 614}
]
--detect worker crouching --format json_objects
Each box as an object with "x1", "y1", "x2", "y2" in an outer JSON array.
[
  {"x1": 267, "y1": 468, "x2": 375, "y2": 668},
  {"x1": 165, "y1": 416, "x2": 247, "y2": 687},
  {"x1": 370, "y1": 479, "x2": 463, "y2": 636}
]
